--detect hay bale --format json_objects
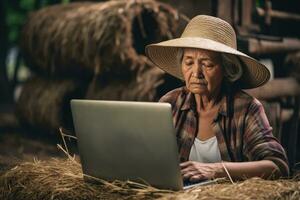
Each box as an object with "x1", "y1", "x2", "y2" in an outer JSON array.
[
  {"x1": 85, "y1": 62, "x2": 167, "y2": 101},
  {"x1": 15, "y1": 77, "x2": 87, "y2": 133},
  {"x1": 0, "y1": 158, "x2": 299, "y2": 200},
  {"x1": 85, "y1": 57, "x2": 184, "y2": 101},
  {"x1": 21, "y1": 0, "x2": 182, "y2": 76}
]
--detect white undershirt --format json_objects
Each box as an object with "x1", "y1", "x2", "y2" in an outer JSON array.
[{"x1": 189, "y1": 136, "x2": 222, "y2": 163}]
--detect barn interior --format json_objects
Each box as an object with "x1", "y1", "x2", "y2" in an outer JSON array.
[{"x1": 0, "y1": 0, "x2": 300, "y2": 199}]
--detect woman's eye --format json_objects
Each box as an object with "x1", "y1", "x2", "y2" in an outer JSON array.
[
  {"x1": 202, "y1": 63, "x2": 214, "y2": 69},
  {"x1": 184, "y1": 60, "x2": 193, "y2": 66}
]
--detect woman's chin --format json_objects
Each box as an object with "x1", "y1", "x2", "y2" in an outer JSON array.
[{"x1": 189, "y1": 87, "x2": 208, "y2": 95}]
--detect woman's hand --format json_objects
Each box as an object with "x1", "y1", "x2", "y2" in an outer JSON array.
[{"x1": 180, "y1": 161, "x2": 223, "y2": 182}]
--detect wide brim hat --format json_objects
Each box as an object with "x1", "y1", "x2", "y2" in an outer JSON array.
[{"x1": 145, "y1": 15, "x2": 270, "y2": 89}]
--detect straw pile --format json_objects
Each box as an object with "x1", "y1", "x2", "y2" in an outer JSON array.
[
  {"x1": 21, "y1": 0, "x2": 181, "y2": 76},
  {"x1": 85, "y1": 65, "x2": 166, "y2": 101},
  {"x1": 1, "y1": 158, "x2": 299, "y2": 200},
  {"x1": 15, "y1": 77, "x2": 87, "y2": 133},
  {"x1": 16, "y1": 0, "x2": 184, "y2": 132}
]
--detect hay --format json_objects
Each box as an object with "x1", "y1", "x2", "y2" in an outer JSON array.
[
  {"x1": 21, "y1": 0, "x2": 183, "y2": 76},
  {"x1": 161, "y1": 178, "x2": 300, "y2": 200},
  {"x1": 0, "y1": 155, "x2": 22, "y2": 174},
  {"x1": 1, "y1": 158, "x2": 300, "y2": 200},
  {"x1": 0, "y1": 158, "x2": 172, "y2": 200},
  {"x1": 85, "y1": 63, "x2": 166, "y2": 101},
  {"x1": 15, "y1": 77, "x2": 87, "y2": 133}
]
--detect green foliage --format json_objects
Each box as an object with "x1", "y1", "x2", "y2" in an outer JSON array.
[
  {"x1": 256, "y1": 0, "x2": 262, "y2": 7},
  {"x1": 62, "y1": 0, "x2": 70, "y2": 4},
  {"x1": 4, "y1": 0, "x2": 71, "y2": 44},
  {"x1": 20, "y1": 0, "x2": 35, "y2": 10},
  {"x1": 5, "y1": 7, "x2": 24, "y2": 43}
]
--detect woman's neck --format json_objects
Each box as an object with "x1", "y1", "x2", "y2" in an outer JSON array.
[{"x1": 194, "y1": 88, "x2": 222, "y2": 113}]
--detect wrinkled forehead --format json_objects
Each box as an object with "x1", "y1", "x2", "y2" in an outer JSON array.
[{"x1": 183, "y1": 48, "x2": 221, "y2": 61}]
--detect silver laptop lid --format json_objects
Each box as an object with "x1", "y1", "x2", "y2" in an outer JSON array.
[{"x1": 71, "y1": 100, "x2": 183, "y2": 190}]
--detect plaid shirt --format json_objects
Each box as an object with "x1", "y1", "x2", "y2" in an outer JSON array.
[{"x1": 159, "y1": 86, "x2": 289, "y2": 177}]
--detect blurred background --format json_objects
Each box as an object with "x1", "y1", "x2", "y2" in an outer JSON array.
[{"x1": 0, "y1": 0, "x2": 300, "y2": 174}]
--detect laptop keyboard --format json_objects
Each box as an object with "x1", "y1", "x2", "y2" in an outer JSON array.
[
  {"x1": 183, "y1": 179, "x2": 204, "y2": 187},
  {"x1": 183, "y1": 179, "x2": 216, "y2": 189}
]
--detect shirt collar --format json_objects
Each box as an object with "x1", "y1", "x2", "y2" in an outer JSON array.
[
  {"x1": 180, "y1": 87, "x2": 196, "y2": 111},
  {"x1": 180, "y1": 87, "x2": 228, "y2": 117},
  {"x1": 218, "y1": 96, "x2": 228, "y2": 117}
]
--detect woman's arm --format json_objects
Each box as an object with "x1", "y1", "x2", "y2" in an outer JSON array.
[
  {"x1": 181, "y1": 97, "x2": 289, "y2": 181},
  {"x1": 180, "y1": 160, "x2": 280, "y2": 181},
  {"x1": 217, "y1": 160, "x2": 280, "y2": 179},
  {"x1": 242, "y1": 99, "x2": 289, "y2": 177}
]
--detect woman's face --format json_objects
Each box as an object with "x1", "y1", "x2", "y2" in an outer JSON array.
[{"x1": 181, "y1": 48, "x2": 223, "y2": 96}]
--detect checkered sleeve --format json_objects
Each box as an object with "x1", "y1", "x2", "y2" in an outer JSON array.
[
  {"x1": 158, "y1": 88, "x2": 182, "y2": 106},
  {"x1": 243, "y1": 98, "x2": 289, "y2": 177}
]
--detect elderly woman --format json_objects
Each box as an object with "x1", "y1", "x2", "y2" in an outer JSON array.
[{"x1": 146, "y1": 15, "x2": 289, "y2": 182}]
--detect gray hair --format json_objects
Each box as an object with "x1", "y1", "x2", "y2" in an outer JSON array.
[
  {"x1": 176, "y1": 48, "x2": 184, "y2": 68},
  {"x1": 221, "y1": 53, "x2": 243, "y2": 82},
  {"x1": 176, "y1": 48, "x2": 243, "y2": 83}
]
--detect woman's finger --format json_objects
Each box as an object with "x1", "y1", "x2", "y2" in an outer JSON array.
[
  {"x1": 182, "y1": 170, "x2": 199, "y2": 179},
  {"x1": 180, "y1": 161, "x2": 195, "y2": 168},
  {"x1": 181, "y1": 168, "x2": 200, "y2": 178},
  {"x1": 181, "y1": 166, "x2": 193, "y2": 174},
  {"x1": 181, "y1": 163, "x2": 200, "y2": 174},
  {"x1": 190, "y1": 174, "x2": 205, "y2": 182}
]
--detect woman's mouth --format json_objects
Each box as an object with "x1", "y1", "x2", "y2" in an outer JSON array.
[{"x1": 191, "y1": 78, "x2": 207, "y2": 86}]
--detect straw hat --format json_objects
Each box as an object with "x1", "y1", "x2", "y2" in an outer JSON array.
[{"x1": 145, "y1": 15, "x2": 270, "y2": 89}]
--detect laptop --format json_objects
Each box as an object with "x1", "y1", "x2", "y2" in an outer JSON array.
[{"x1": 71, "y1": 100, "x2": 216, "y2": 190}]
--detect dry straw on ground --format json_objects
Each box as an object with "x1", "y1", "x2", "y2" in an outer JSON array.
[
  {"x1": 0, "y1": 157, "x2": 300, "y2": 200},
  {"x1": 21, "y1": 0, "x2": 184, "y2": 76}
]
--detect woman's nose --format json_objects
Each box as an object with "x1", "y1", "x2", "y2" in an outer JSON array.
[{"x1": 192, "y1": 63, "x2": 204, "y2": 78}]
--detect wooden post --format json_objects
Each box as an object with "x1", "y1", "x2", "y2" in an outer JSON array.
[
  {"x1": 217, "y1": 0, "x2": 233, "y2": 24},
  {"x1": 248, "y1": 37, "x2": 300, "y2": 54},
  {"x1": 264, "y1": 0, "x2": 272, "y2": 25},
  {"x1": 257, "y1": 7, "x2": 300, "y2": 21},
  {"x1": 241, "y1": 0, "x2": 253, "y2": 28},
  {"x1": 245, "y1": 78, "x2": 300, "y2": 100},
  {"x1": 287, "y1": 97, "x2": 300, "y2": 171}
]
